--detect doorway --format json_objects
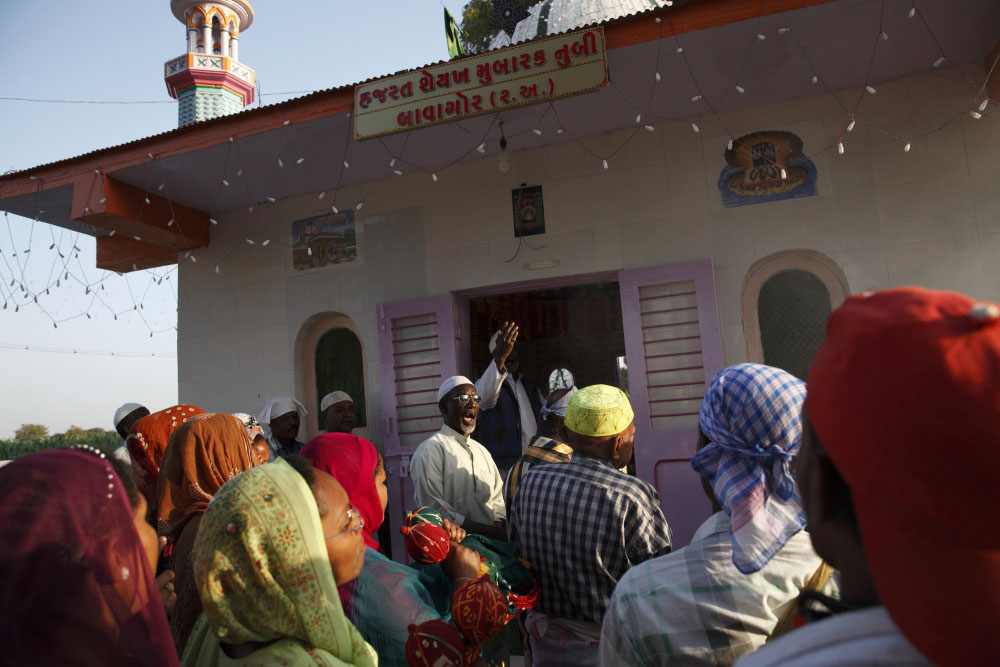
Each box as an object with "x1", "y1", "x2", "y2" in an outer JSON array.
[{"x1": 464, "y1": 281, "x2": 627, "y2": 395}]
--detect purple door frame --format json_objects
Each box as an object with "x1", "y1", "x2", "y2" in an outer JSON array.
[
  {"x1": 376, "y1": 294, "x2": 458, "y2": 561},
  {"x1": 377, "y1": 261, "x2": 724, "y2": 560},
  {"x1": 618, "y1": 259, "x2": 724, "y2": 547}
]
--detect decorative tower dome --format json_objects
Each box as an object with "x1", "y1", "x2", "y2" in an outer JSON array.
[{"x1": 164, "y1": 0, "x2": 256, "y2": 126}]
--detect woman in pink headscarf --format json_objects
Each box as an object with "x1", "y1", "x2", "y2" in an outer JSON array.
[{"x1": 301, "y1": 433, "x2": 386, "y2": 551}]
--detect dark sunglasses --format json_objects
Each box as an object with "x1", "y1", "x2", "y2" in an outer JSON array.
[{"x1": 451, "y1": 394, "x2": 481, "y2": 405}]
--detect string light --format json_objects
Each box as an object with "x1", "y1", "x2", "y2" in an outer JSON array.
[
  {"x1": 643, "y1": 125, "x2": 655, "y2": 132},
  {"x1": 691, "y1": 95, "x2": 702, "y2": 102},
  {"x1": 933, "y1": 57, "x2": 945, "y2": 68},
  {"x1": 343, "y1": 160, "x2": 350, "y2": 168},
  {"x1": 277, "y1": 158, "x2": 283, "y2": 167},
  {"x1": 634, "y1": 114, "x2": 641, "y2": 124},
  {"x1": 735, "y1": 85, "x2": 745, "y2": 94},
  {"x1": 865, "y1": 85, "x2": 877, "y2": 94},
  {"x1": 756, "y1": 34, "x2": 766, "y2": 40},
  {"x1": 167, "y1": 218, "x2": 174, "y2": 227},
  {"x1": 847, "y1": 119, "x2": 856, "y2": 132},
  {"x1": 880, "y1": 31, "x2": 888, "y2": 40},
  {"x1": 431, "y1": 173, "x2": 438, "y2": 182},
  {"x1": 262, "y1": 239, "x2": 270, "y2": 246},
  {"x1": 812, "y1": 75, "x2": 818, "y2": 84},
  {"x1": 979, "y1": 99, "x2": 990, "y2": 112},
  {"x1": 210, "y1": 218, "x2": 219, "y2": 225},
  {"x1": 222, "y1": 179, "x2": 229, "y2": 186},
  {"x1": 296, "y1": 157, "x2": 305, "y2": 164},
  {"x1": 355, "y1": 202, "x2": 364, "y2": 210},
  {"x1": 246, "y1": 239, "x2": 254, "y2": 245},
  {"x1": 318, "y1": 191, "x2": 326, "y2": 199},
  {"x1": 602, "y1": 159, "x2": 608, "y2": 169},
  {"x1": 904, "y1": 142, "x2": 911, "y2": 152},
  {"x1": 838, "y1": 139, "x2": 845, "y2": 154},
  {"x1": 727, "y1": 139, "x2": 734, "y2": 150},
  {"x1": 393, "y1": 169, "x2": 403, "y2": 176},
  {"x1": 532, "y1": 128, "x2": 543, "y2": 135},
  {"x1": 691, "y1": 122, "x2": 700, "y2": 133},
  {"x1": 476, "y1": 143, "x2": 486, "y2": 153},
  {"x1": 969, "y1": 110, "x2": 982, "y2": 119},
  {"x1": 908, "y1": 7, "x2": 916, "y2": 19}
]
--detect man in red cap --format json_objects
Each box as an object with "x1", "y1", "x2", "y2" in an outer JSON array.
[{"x1": 739, "y1": 287, "x2": 1000, "y2": 666}]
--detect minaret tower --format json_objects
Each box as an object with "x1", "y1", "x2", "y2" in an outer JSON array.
[{"x1": 164, "y1": 0, "x2": 256, "y2": 126}]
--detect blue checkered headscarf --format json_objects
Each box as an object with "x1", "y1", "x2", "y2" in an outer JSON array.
[{"x1": 690, "y1": 364, "x2": 807, "y2": 573}]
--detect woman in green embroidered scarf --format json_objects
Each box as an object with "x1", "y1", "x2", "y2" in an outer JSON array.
[{"x1": 181, "y1": 457, "x2": 377, "y2": 666}]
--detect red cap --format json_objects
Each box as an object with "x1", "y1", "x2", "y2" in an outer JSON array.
[{"x1": 806, "y1": 287, "x2": 1000, "y2": 666}]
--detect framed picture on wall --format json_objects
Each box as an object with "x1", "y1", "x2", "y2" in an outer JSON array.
[
  {"x1": 292, "y1": 209, "x2": 358, "y2": 270},
  {"x1": 511, "y1": 184, "x2": 545, "y2": 237}
]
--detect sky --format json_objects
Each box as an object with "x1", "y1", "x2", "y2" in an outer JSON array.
[{"x1": 0, "y1": 0, "x2": 469, "y2": 439}]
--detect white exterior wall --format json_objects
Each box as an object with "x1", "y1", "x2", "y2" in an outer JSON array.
[{"x1": 176, "y1": 65, "x2": 1000, "y2": 443}]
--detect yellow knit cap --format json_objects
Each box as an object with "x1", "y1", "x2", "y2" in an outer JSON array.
[{"x1": 564, "y1": 384, "x2": 634, "y2": 437}]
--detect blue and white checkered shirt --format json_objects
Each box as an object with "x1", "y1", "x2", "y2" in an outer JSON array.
[{"x1": 511, "y1": 453, "x2": 672, "y2": 624}]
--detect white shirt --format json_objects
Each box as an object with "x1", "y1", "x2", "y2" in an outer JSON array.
[
  {"x1": 475, "y1": 359, "x2": 539, "y2": 454},
  {"x1": 410, "y1": 424, "x2": 506, "y2": 526},
  {"x1": 601, "y1": 512, "x2": 828, "y2": 666},
  {"x1": 736, "y1": 605, "x2": 930, "y2": 666}
]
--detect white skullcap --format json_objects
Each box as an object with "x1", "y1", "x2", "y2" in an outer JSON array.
[
  {"x1": 437, "y1": 376, "x2": 475, "y2": 402},
  {"x1": 540, "y1": 386, "x2": 578, "y2": 420},
  {"x1": 113, "y1": 403, "x2": 145, "y2": 427},
  {"x1": 258, "y1": 396, "x2": 308, "y2": 426},
  {"x1": 489, "y1": 330, "x2": 500, "y2": 354},
  {"x1": 320, "y1": 391, "x2": 354, "y2": 412}
]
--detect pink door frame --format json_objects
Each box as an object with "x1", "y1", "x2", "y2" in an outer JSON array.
[
  {"x1": 377, "y1": 261, "x2": 724, "y2": 560},
  {"x1": 619, "y1": 259, "x2": 724, "y2": 546}
]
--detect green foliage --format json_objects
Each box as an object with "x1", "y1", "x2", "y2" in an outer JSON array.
[
  {"x1": 14, "y1": 423, "x2": 48, "y2": 440},
  {"x1": 0, "y1": 429, "x2": 119, "y2": 460},
  {"x1": 459, "y1": 0, "x2": 535, "y2": 54}
]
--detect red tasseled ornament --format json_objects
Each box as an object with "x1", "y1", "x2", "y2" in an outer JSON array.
[
  {"x1": 451, "y1": 575, "x2": 509, "y2": 644},
  {"x1": 400, "y1": 521, "x2": 451, "y2": 564},
  {"x1": 405, "y1": 619, "x2": 477, "y2": 667}
]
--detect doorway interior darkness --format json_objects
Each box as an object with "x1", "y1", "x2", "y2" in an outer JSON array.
[{"x1": 465, "y1": 282, "x2": 627, "y2": 396}]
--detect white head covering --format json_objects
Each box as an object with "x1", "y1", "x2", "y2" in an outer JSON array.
[
  {"x1": 113, "y1": 402, "x2": 145, "y2": 428},
  {"x1": 540, "y1": 386, "x2": 578, "y2": 420},
  {"x1": 258, "y1": 397, "x2": 307, "y2": 425},
  {"x1": 437, "y1": 376, "x2": 475, "y2": 402},
  {"x1": 320, "y1": 391, "x2": 353, "y2": 412}
]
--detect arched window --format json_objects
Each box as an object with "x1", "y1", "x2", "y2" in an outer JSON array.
[
  {"x1": 741, "y1": 250, "x2": 849, "y2": 379},
  {"x1": 314, "y1": 328, "x2": 368, "y2": 429},
  {"x1": 211, "y1": 15, "x2": 222, "y2": 54},
  {"x1": 295, "y1": 312, "x2": 368, "y2": 440}
]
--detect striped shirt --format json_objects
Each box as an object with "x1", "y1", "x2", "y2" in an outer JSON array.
[{"x1": 511, "y1": 453, "x2": 671, "y2": 624}]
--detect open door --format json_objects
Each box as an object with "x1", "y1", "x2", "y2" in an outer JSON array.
[
  {"x1": 618, "y1": 260, "x2": 724, "y2": 547},
  {"x1": 376, "y1": 294, "x2": 458, "y2": 561}
]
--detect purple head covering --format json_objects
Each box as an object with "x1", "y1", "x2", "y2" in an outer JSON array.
[{"x1": 0, "y1": 449, "x2": 178, "y2": 666}]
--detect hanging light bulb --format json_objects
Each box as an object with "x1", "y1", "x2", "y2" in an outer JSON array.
[
  {"x1": 979, "y1": 98, "x2": 990, "y2": 112},
  {"x1": 903, "y1": 142, "x2": 912, "y2": 152},
  {"x1": 498, "y1": 121, "x2": 511, "y2": 173},
  {"x1": 847, "y1": 119, "x2": 856, "y2": 132}
]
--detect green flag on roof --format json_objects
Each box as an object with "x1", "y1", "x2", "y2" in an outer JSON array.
[{"x1": 444, "y1": 7, "x2": 466, "y2": 59}]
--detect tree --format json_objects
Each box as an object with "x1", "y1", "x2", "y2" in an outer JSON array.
[
  {"x1": 63, "y1": 425, "x2": 89, "y2": 439},
  {"x1": 14, "y1": 424, "x2": 48, "y2": 441},
  {"x1": 459, "y1": 0, "x2": 535, "y2": 54}
]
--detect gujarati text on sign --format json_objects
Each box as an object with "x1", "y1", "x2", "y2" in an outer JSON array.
[{"x1": 353, "y1": 27, "x2": 607, "y2": 140}]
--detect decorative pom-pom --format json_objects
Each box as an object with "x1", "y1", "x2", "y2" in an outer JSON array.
[
  {"x1": 405, "y1": 619, "x2": 475, "y2": 667},
  {"x1": 451, "y1": 576, "x2": 509, "y2": 644}
]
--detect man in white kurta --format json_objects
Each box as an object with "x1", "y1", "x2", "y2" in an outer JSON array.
[{"x1": 410, "y1": 376, "x2": 506, "y2": 538}]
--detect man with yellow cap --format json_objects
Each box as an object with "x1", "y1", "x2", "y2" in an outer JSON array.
[{"x1": 511, "y1": 384, "x2": 671, "y2": 666}]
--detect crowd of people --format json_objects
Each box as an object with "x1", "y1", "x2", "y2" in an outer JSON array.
[{"x1": 0, "y1": 285, "x2": 997, "y2": 666}]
